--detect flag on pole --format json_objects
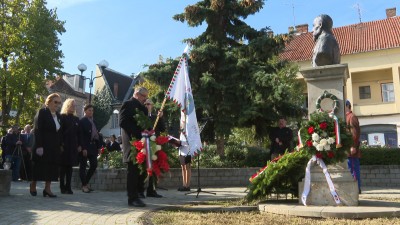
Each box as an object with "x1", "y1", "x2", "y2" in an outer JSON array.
[{"x1": 166, "y1": 46, "x2": 202, "y2": 156}]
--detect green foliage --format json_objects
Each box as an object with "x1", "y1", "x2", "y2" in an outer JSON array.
[
  {"x1": 134, "y1": 108, "x2": 152, "y2": 131},
  {"x1": 171, "y1": 144, "x2": 269, "y2": 168},
  {"x1": 107, "y1": 151, "x2": 125, "y2": 169},
  {"x1": 92, "y1": 87, "x2": 113, "y2": 130},
  {"x1": 0, "y1": 0, "x2": 65, "y2": 129},
  {"x1": 98, "y1": 148, "x2": 126, "y2": 169},
  {"x1": 360, "y1": 148, "x2": 400, "y2": 165},
  {"x1": 246, "y1": 150, "x2": 309, "y2": 201}
]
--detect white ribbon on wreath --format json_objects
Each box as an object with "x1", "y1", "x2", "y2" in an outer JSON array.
[{"x1": 301, "y1": 155, "x2": 341, "y2": 206}]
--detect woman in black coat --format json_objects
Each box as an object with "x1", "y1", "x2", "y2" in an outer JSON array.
[
  {"x1": 30, "y1": 93, "x2": 62, "y2": 198},
  {"x1": 59, "y1": 98, "x2": 80, "y2": 194}
]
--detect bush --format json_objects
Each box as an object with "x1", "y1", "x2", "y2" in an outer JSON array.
[
  {"x1": 169, "y1": 144, "x2": 270, "y2": 168},
  {"x1": 360, "y1": 147, "x2": 400, "y2": 165}
]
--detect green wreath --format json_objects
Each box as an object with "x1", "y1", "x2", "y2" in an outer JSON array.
[{"x1": 315, "y1": 91, "x2": 339, "y2": 113}]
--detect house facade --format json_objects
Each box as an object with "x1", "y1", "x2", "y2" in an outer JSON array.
[
  {"x1": 93, "y1": 65, "x2": 141, "y2": 137},
  {"x1": 281, "y1": 8, "x2": 400, "y2": 147},
  {"x1": 46, "y1": 75, "x2": 87, "y2": 118}
]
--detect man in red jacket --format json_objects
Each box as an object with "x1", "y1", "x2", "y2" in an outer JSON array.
[{"x1": 345, "y1": 100, "x2": 361, "y2": 194}]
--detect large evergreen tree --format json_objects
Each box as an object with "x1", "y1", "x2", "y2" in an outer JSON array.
[
  {"x1": 145, "y1": 0, "x2": 304, "y2": 155},
  {"x1": 0, "y1": 0, "x2": 65, "y2": 130}
]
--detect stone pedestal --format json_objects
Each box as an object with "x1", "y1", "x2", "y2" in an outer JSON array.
[
  {"x1": 298, "y1": 161, "x2": 359, "y2": 206},
  {"x1": 298, "y1": 64, "x2": 359, "y2": 206},
  {"x1": 300, "y1": 64, "x2": 349, "y2": 120},
  {"x1": 0, "y1": 169, "x2": 12, "y2": 196}
]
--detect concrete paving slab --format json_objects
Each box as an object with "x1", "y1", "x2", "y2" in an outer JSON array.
[{"x1": 259, "y1": 187, "x2": 400, "y2": 219}]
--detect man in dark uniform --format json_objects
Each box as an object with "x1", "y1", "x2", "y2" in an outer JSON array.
[
  {"x1": 269, "y1": 117, "x2": 293, "y2": 160},
  {"x1": 119, "y1": 86, "x2": 148, "y2": 207}
]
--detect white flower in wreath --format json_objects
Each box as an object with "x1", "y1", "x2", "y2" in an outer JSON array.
[
  {"x1": 320, "y1": 138, "x2": 328, "y2": 146},
  {"x1": 155, "y1": 145, "x2": 162, "y2": 152},
  {"x1": 316, "y1": 144, "x2": 324, "y2": 151},
  {"x1": 321, "y1": 131, "x2": 328, "y2": 138},
  {"x1": 141, "y1": 149, "x2": 146, "y2": 155},
  {"x1": 324, "y1": 144, "x2": 331, "y2": 151},
  {"x1": 151, "y1": 155, "x2": 158, "y2": 161},
  {"x1": 328, "y1": 137, "x2": 335, "y2": 145},
  {"x1": 313, "y1": 141, "x2": 318, "y2": 147},
  {"x1": 141, "y1": 138, "x2": 145, "y2": 143},
  {"x1": 312, "y1": 133, "x2": 320, "y2": 141},
  {"x1": 150, "y1": 135, "x2": 156, "y2": 142}
]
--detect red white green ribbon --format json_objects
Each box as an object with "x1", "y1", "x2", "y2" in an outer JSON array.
[
  {"x1": 329, "y1": 113, "x2": 342, "y2": 148},
  {"x1": 142, "y1": 131, "x2": 153, "y2": 176}
]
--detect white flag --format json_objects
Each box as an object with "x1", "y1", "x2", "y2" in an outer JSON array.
[{"x1": 166, "y1": 51, "x2": 202, "y2": 156}]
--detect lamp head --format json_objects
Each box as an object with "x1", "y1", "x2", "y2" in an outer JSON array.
[{"x1": 77, "y1": 63, "x2": 87, "y2": 74}]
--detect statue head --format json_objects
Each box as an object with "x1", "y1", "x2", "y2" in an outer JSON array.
[{"x1": 313, "y1": 14, "x2": 333, "y2": 41}]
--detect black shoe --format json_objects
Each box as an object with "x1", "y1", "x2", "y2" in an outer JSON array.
[
  {"x1": 185, "y1": 187, "x2": 191, "y2": 191},
  {"x1": 147, "y1": 192, "x2": 163, "y2": 198},
  {"x1": 128, "y1": 199, "x2": 146, "y2": 207},
  {"x1": 88, "y1": 187, "x2": 94, "y2": 192},
  {"x1": 66, "y1": 189, "x2": 73, "y2": 194},
  {"x1": 60, "y1": 188, "x2": 67, "y2": 194},
  {"x1": 30, "y1": 191, "x2": 37, "y2": 196},
  {"x1": 177, "y1": 187, "x2": 186, "y2": 191},
  {"x1": 138, "y1": 192, "x2": 145, "y2": 198},
  {"x1": 43, "y1": 190, "x2": 57, "y2": 198}
]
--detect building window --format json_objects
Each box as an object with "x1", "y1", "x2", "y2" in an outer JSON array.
[
  {"x1": 359, "y1": 86, "x2": 371, "y2": 99},
  {"x1": 111, "y1": 113, "x2": 119, "y2": 129},
  {"x1": 381, "y1": 83, "x2": 395, "y2": 102}
]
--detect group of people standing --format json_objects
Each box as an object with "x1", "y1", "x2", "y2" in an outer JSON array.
[{"x1": 1, "y1": 93, "x2": 102, "y2": 197}]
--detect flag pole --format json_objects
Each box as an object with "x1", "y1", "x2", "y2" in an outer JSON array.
[{"x1": 152, "y1": 96, "x2": 167, "y2": 130}]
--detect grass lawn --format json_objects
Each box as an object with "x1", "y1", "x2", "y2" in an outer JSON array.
[{"x1": 142, "y1": 197, "x2": 400, "y2": 225}]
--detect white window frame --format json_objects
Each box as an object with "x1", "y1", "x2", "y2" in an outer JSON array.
[{"x1": 381, "y1": 83, "x2": 395, "y2": 102}]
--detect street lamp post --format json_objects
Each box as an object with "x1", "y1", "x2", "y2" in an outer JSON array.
[
  {"x1": 78, "y1": 60, "x2": 109, "y2": 104},
  {"x1": 113, "y1": 109, "x2": 120, "y2": 135}
]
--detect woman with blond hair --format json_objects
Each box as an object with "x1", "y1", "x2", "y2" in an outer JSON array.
[
  {"x1": 30, "y1": 93, "x2": 62, "y2": 198},
  {"x1": 59, "y1": 98, "x2": 80, "y2": 194}
]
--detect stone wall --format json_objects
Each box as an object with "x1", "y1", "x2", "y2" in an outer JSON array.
[
  {"x1": 69, "y1": 165, "x2": 400, "y2": 191},
  {"x1": 0, "y1": 170, "x2": 12, "y2": 196},
  {"x1": 360, "y1": 165, "x2": 400, "y2": 187},
  {"x1": 71, "y1": 167, "x2": 259, "y2": 191}
]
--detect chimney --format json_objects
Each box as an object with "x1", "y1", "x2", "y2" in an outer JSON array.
[
  {"x1": 113, "y1": 83, "x2": 118, "y2": 99},
  {"x1": 386, "y1": 7, "x2": 396, "y2": 18},
  {"x1": 295, "y1": 24, "x2": 308, "y2": 34},
  {"x1": 288, "y1": 26, "x2": 294, "y2": 33}
]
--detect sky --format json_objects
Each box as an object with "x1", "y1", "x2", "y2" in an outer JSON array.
[{"x1": 47, "y1": 0, "x2": 400, "y2": 80}]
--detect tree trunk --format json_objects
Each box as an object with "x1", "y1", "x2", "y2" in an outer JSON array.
[
  {"x1": 15, "y1": 80, "x2": 30, "y2": 126},
  {"x1": 216, "y1": 136, "x2": 225, "y2": 157},
  {"x1": 1, "y1": 59, "x2": 9, "y2": 130}
]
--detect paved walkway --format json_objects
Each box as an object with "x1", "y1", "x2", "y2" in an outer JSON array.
[
  {"x1": 1, "y1": 182, "x2": 400, "y2": 224},
  {"x1": 0, "y1": 182, "x2": 247, "y2": 224}
]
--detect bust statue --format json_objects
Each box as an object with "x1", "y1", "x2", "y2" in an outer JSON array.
[{"x1": 312, "y1": 14, "x2": 340, "y2": 67}]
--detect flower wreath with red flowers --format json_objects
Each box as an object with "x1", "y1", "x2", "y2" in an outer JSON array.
[
  {"x1": 298, "y1": 112, "x2": 352, "y2": 165},
  {"x1": 130, "y1": 130, "x2": 170, "y2": 178}
]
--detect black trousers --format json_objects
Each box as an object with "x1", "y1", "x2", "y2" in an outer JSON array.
[
  {"x1": 59, "y1": 165, "x2": 73, "y2": 190},
  {"x1": 127, "y1": 161, "x2": 143, "y2": 200},
  {"x1": 79, "y1": 154, "x2": 97, "y2": 186}
]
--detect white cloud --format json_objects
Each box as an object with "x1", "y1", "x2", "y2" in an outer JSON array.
[{"x1": 46, "y1": 0, "x2": 97, "y2": 10}]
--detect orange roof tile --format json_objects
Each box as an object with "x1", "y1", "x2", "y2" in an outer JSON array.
[{"x1": 280, "y1": 16, "x2": 400, "y2": 62}]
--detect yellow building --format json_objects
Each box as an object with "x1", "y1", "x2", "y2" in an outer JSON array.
[{"x1": 281, "y1": 8, "x2": 400, "y2": 147}]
